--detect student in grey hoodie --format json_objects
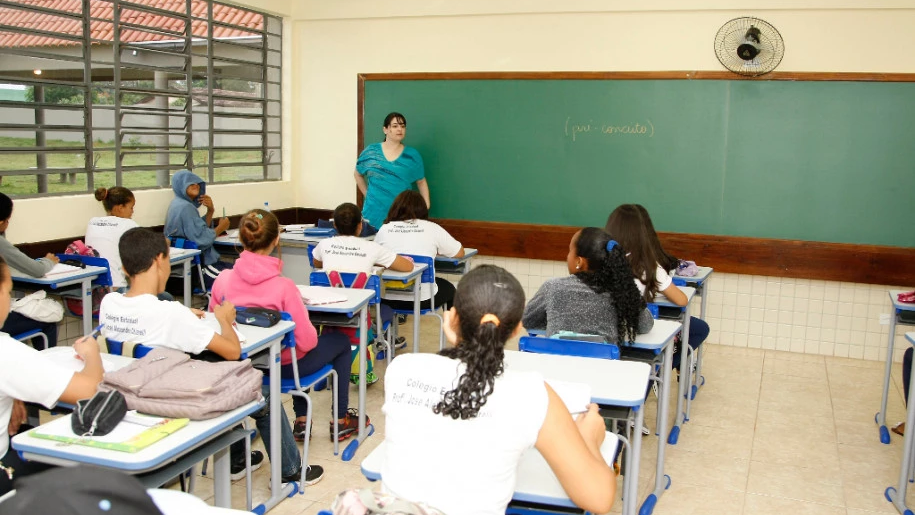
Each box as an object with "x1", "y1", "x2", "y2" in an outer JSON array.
[
  {"x1": 164, "y1": 169, "x2": 231, "y2": 287},
  {"x1": 0, "y1": 193, "x2": 59, "y2": 347}
]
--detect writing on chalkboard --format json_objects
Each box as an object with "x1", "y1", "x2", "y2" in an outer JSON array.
[{"x1": 565, "y1": 117, "x2": 654, "y2": 141}]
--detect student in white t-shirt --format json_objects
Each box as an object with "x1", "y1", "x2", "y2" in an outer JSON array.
[
  {"x1": 86, "y1": 186, "x2": 139, "y2": 289},
  {"x1": 375, "y1": 190, "x2": 464, "y2": 311},
  {"x1": 382, "y1": 265, "x2": 616, "y2": 515},
  {"x1": 98, "y1": 227, "x2": 284, "y2": 482},
  {"x1": 0, "y1": 255, "x2": 104, "y2": 496},
  {"x1": 312, "y1": 202, "x2": 413, "y2": 274}
]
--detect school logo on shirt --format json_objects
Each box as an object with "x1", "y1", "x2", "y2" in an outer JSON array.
[
  {"x1": 102, "y1": 313, "x2": 147, "y2": 337},
  {"x1": 327, "y1": 243, "x2": 368, "y2": 258}
]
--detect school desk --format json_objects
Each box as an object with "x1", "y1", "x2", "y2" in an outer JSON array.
[
  {"x1": 12, "y1": 400, "x2": 264, "y2": 510},
  {"x1": 169, "y1": 247, "x2": 201, "y2": 307},
  {"x1": 876, "y1": 290, "x2": 915, "y2": 444},
  {"x1": 885, "y1": 331, "x2": 915, "y2": 514},
  {"x1": 503, "y1": 350, "x2": 653, "y2": 515},
  {"x1": 381, "y1": 264, "x2": 428, "y2": 354},
  {"x1": 433, "y1": 247, "x2": 478, "y2": 275},
  {"x1": 360, "y1": 434, "x2": 620, "y2": 512},
  {"x1": 652, "y1": 286, "x2": 696, "y2": 446},
  {"x1": 673, "y1": 266, "x2": 714, "y2": 410},
  {"x1": 303, "y1": 287, "x2": 375, "y2": 462},
  {"x1": 10, "y1": 265, "x2": 107, "y2": 336}
]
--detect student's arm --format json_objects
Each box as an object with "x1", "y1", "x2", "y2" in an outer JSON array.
[
  {"x1": 535, "y1": 386, "x2": 616, "y2": 514},
  {"x1": 313, "y1": 258, "x2": 323, "y2": 269},
  {"x1": 521, "y1": 283, "x2": 549, "y2": 332},
  {"x1": 206, "y1": 301, "x2": 241, "y2": 360},
  {"x1": 58, "y1": 336, "x2": 104, "y2": 404},
  {"x1": 637, "y1": 306, "x2": 655, "y2": 334},
  {"x1": 388, "y1": 255, "x2": 413, "y2": 272},
  {"x1": 0, "y1": 237, "x2": 54, "y2": 278},
  {"x1": 660, "y1": 283, "x2": 688, "y2": 307},
  {"x1": 354, "y1": 170, "x2": 368, "y2": 196},
  {"x1": 416, "y1": 178, "x2": 431, "y2": 208}
]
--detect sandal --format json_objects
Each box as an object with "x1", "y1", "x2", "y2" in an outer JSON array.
[{"x1": 893, "y1": 422, "x2": 905, "y2": 436}]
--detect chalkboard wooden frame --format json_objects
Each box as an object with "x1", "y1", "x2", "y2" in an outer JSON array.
[{"x1": 357, "y1": 71, "x2": 915, "y2": 286}]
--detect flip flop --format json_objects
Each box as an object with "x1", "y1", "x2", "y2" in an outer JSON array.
[{"x1": 893, "y1": 422, "x2": 905, "y2": 436}]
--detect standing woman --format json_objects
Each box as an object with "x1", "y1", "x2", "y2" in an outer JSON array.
[
  {"x1": 0, "y1": 193, "x2": 59, "y2": 347},
  {"x1": 353, "y1": 112, "x2": 430, "y2": 236}
]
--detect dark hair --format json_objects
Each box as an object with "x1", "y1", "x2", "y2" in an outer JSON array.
[
  {"x1": 434, "y1": 265, "x2": 525, "y2": 420},
  {"x1": 384, "y1": 190, "x2": 428, "y2": 224},
  {"x1": 119, "y1": 228, "x2": 169, "y2": 277},
  {"x1": 239, "y1": 209, "x2": 279, "y2": 252},
  {"x1": 94, "y1": 186, "x2": 135, "y2": 213},
  {"x1": 0, "y1": 193, "x2": 12, "y2": 221},
  {"x1": 573, "y1": 227, "x2": 646, "y2": 343},
  {"x1": 383, "y1": 112, "x2": 406, "y2": 128},
  {"x1": 605, "y1": 204, "x2": 673, "y2": 303},
  {"x1": 332, "y1": 203, "x2": 362, "y2": 236}
]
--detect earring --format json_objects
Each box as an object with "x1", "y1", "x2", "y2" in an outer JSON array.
[{"x1": 575, "y1": 264, "x2": 581, "y2": 270}]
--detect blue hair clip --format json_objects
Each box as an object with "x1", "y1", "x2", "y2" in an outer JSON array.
[{"x1": 606, "y1": 240, "x2": 618, "y2": 252}]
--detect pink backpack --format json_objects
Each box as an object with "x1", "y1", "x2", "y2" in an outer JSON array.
[{"x1": 64, "y1": 240, "x2": 105, "y2": 316}]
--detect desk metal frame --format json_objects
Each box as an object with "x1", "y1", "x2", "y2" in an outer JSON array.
[{"x1": 876, "y1": 290, "x2": 915, "y2": 444}]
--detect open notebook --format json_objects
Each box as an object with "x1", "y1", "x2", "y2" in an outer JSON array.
[
  {"x1": 297, "y1": 285, "x2": 347, "y2": 306},
  {"x1": 201, "y1": 313, "x2": 247, "y2": 342},
  {"x1": 544, "y1": 378, "x2": 592, "y2": 415}
]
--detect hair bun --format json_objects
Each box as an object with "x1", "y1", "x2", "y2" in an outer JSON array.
[{"x1": 94, "y1": 187, "x2": 108, "y2": 201}]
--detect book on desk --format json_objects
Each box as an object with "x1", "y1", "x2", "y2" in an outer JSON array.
[{"x1": 29, "y1": 416, "x2": 189, "y2": 453}]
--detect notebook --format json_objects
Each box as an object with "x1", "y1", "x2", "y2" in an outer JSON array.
[
  {"x1": 202, "y1": 312, "x2": 247, "y2": 343},
  {"x1": 297, "y1": 285, "x2": 347, "y2": 306},
  {"x1": 544, "y1": 379, "x2": 592, "y2": 415},
  {"x1": 45, "y1": 263, "x2": 83, "y2": 276},
  {"x1": 30, "y1": 416, "x2": 189, "y2": 453}
]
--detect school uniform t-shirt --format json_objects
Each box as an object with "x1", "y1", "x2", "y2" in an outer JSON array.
[
  {"x1": 311, "y1": 236, "x2": 397, "y2": 274},
  {"x1": 0, "y1": 333, "x2": 74, "y2": 457},
  {"x1": 375, "y1": 219, "x2": 462, "y2": 302},
  {"x1": 85, "y1": 216, "x2": 139, "y2": 288},
  {"x1": 99, "y1": 293, "x2": 215, "y2": 355},
  {"x1": 382, "y1": 353, "x2": 549, "y2": 515},
  {"x1": 634, "y1": 264, "x2": 674, "y2": 299}
]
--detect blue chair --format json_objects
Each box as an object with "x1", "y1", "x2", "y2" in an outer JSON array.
[
  {"x1": 100, "y1": 337, "x2": 154, "y2": 358},
  {"x1": 309, "y1": 270, "x2": 395, "y2": 364},
  {"x1": 263, "y1": 312, "x2": 340, "y2": 483},
  {"x1": 519, "y1": 335, "x2": 620, "y2": 360},
  {"x1": 55, "y1": 254, "x2": 113, "y2": 319},
  {"x1": 387, "y1": 254, "x2": 445, "y2": 351},
  {"x1": 168, "y1": 237, "x2": 210, "y2": 302},
  {"x1": 14, "y1": 329, "x2": 49, "y2": 350}
]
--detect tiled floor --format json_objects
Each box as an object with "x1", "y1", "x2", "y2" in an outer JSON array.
[{"x1": 180, "y1": 317, "x2": 915, "y2": 515}]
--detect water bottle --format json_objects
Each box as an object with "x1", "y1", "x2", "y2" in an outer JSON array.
[{"x1": 263, "y1": 202, "x2": 270, "y2": 212}]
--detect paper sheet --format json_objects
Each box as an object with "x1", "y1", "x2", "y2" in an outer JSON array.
[
  {"x1": 297, "y1": 285, "x2": 347, "y2": 305},
  {"x1": 45, "y1": 263, "x2": 82, "y2": 276},
  {"x1": 202, "y1": 312, "x2": 247, "y2": 342},
  {"x1": 544, "y1": 379, "x2": 592, "y2": 415}
]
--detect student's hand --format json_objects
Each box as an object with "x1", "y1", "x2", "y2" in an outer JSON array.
[
  {"x1": 199, "y1": 194, "x2": 215, "y2": 213},
  {"x1": 73, "y1": 336, "x2": 101, "y2": 362},
  {"x1": 190, "y1": 308, "x2": 206, "y2": 319},
  {"x1": 214, "y1": 300, "x2": 236, "y2": 325},
  {"x1": 442, "y1": 307, "x2": 459, "y2": 346},
  {"x1": 575, "y1": 403, "x2": 606, "y2": 450},
  {"x1": 215, "y1": 217, "x2": 230, "y2": 235},
  {"x1": 8, "y1": 400, "x2": 27, "y2": 436},
  {"x1": 45, "y1": 253, "x2": 60, "y2": 264}
]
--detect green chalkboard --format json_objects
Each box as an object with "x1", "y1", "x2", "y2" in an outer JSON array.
[{"x1": 363, "y1": 79, "x2": 915, "y2": 247}]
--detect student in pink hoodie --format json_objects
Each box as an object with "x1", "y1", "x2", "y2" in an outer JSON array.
[{"x1": 210, "y1": 209, "x2": 370, "y2": 443}]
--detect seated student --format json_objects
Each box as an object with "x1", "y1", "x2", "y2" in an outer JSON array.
[
  {"x1": 98, "y1": 228, "x2": 314, "y2": 484},
  {"x1": 312, "y1": 202, "x2": 413, "y2": 274},
  {"x1": 0, "y1": 193, "x2": 59, "y2": 347},
  {"x1": 375, "y1": 190, "x2": 464, "y2": 313},
  {"x1": 522, "y1": 227, "x2": 654, "y2": 343},
  {"x1": 605, "y1": 204, "x2": 711, "y2": 369},
  {"x1": 383, "y1": 265, "x2": 616, "y2": 515},
  {"x1": 164, "y1": 169, "x2": 231, "y2": 288},
  {"x1": 210, "y1": 209, "x2": 369, "y2": 446},
  {"x1": 86, "y1": 187, "x2": 139, "y2": 291},
  {"x1": 0, "y1": 255, "x2": 104, "y2": 495},
  {"x1": 895, "y1": 347, "x2": 914, "y2": 436}
]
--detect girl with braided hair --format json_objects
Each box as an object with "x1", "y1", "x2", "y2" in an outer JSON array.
[
  {"x1": 382, "y1": 265, "x2": 616, "y2": 515},
  {"x1": 523, "y1": 227, "x2": 655, "y2": 344}
]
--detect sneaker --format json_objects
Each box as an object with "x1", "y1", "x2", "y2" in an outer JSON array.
[
  {"x1": 396, "y1": 314, "x2": 408, "y2": 325},
  {"x1": 350, "y1": 371, "x2": 380, "y2": 386},
  {"x1": 230, "y1": 450, "x2": 264, "y2": 481},
  {"x1": 293, "y1": 419, "x2": 312, "y2": 442},
  {"x1": 282, "y1": 465, "x2": 325, "y2": 486},
  {"x1": 331, "y1": 408, "x2": 371, "y2": 442},
  {"x1": 630, "y1": 420, "x2": 650, "y2": 436},
  {"x1": 394, "y1": 336, "x2": 407, "y2": 350}
]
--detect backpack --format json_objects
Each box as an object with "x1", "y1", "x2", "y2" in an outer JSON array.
[{"x1": 63, "y1": 240, "x2": 106, "y2": 316}]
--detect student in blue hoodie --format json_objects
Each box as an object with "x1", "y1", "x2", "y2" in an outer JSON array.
[{"x1": 165, "y1": 170, "x2": 231, "y2": 287}]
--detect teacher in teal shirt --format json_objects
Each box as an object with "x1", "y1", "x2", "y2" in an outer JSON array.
[{"x1": 353, "y1": 112, "x2": 430, "y2": 235}]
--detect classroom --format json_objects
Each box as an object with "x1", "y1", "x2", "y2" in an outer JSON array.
[{"x1": 1, "y1": 1, "x2": 915, "y2": 514}]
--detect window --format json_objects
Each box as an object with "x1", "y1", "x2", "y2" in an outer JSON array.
[{"x1": 0, "y1": 0, "x2": 282, "y2": 197}]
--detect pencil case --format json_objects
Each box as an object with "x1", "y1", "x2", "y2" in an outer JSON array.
[
  {"x1": 235, "y1": 306, "x2": 281, "y2": 327},
  {"x1": 898, "y1": 291, "x2": 915, "y2": 304}
]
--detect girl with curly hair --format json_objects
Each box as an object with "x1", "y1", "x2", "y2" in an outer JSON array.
[
  {"x1": 382, "y1": 265, "x2": 616, "y2": 515},
  {"x1": 523, "y1": 227, "x2": 654, "y2": 344}
]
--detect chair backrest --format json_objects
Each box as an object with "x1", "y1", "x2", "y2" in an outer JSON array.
[
  {"x1": 100, "y1": 337, "x2": 154, "y2": 358},
  {"x1": 309, "y1": 270, "x2": 382, "y2": 305},
  {"x1": 672, "y1": 277, "x2": 688, "y2": 287},
  {"x1": 55, "y1": 254, "x2": 113, "y2": 287},
  {"x1": 518, "y1": 336, "x2": 620, "y2": 360},
  {"x1": 169, "y1": 237, "x2": 201, "y2": 265},
  {"x1": 307, "y1": 243, "x2": 316, "y2": 267},
  {"x1": 646, "y1": 303, "x2": 659, "y2": 319},
  {"x1": 404, "y1": 254, "x2": 435, "y2": 285}
]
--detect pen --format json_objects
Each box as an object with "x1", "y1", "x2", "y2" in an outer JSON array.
[
  {"x1": 222, "y1": 207, "x2": 226, "y2": 218},
  {"x1": 89, "y1": 323, "x2": 105, "y2": 339}
]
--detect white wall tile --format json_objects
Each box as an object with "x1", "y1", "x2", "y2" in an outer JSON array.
[{"x1": 748, "y1": 334, "x2": 762, "y2": 348}]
